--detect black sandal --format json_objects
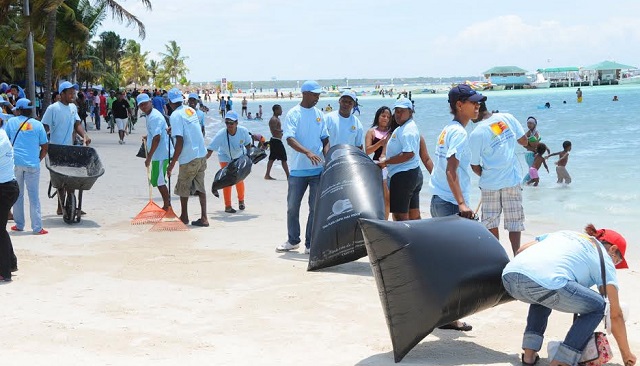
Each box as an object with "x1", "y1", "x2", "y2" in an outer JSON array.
[{"x1": 521, "y1": 354, "x2": 540, "y2": 366}]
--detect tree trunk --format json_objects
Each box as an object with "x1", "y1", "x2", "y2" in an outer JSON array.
[
  {"x1": 43, "y1": 8, "x2": 57, "y2": 111},
  {"x1": 23, "y1": 0, "x2": 36, "y2": 118}
]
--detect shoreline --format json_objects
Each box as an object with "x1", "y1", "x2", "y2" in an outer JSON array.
[{"x1": 3, "y1": 116, "x2": 638, "y2": 365}]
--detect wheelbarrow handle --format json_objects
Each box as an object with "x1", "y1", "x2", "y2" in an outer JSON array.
[{"x1": 47, "y1": 181, "x2": 58, "y2": 199}]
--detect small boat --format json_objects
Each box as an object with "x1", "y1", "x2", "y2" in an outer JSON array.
[
  {"x1": 530, "y1": 73, "x2": 551, "y2": 89},
  {"x1": 619, "y1": 71, "x2": 640, "y2": 85}
]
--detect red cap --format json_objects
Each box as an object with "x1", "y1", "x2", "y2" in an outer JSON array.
[{"x1": 596, "y1": 229, "x2": 628, "y2": 269}]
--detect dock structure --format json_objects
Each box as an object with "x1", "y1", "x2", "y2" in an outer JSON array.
[
  {"x1": 538, "y1": 61, "x2": 638, "y2": 88},
  {"x1": 482, "y1": 66, "x2": 529, "y2": 90}
]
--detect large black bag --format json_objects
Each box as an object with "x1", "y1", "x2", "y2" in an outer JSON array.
[
  {"x1": 211, "y1": 155, "x2": 252, "y2": 198},
  {"x1": 247, "y1": 145, "x2": 267, "y2": 164},
  {"x1": 358, "y1": 216, "x2": 513, "y2": 363},
  {"x1": 308, "y1": 144, "x2": 385, "y2": 271}
]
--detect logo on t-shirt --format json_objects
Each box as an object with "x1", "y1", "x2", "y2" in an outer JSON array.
[
  {"x1": 20, "y1": 122, "x2": 33, "y2": 131},
  {"x1": 316, "y1": 117, "x2": 321, "y2": 123},
  {"x1": 185, "y1": 108, "x2": 194, "y2": 117},
  {"x1": 437, "y1": 130, "x2": 447, "y2": 145},
  {"x1": 490, "y1": 121, "x2": 509, "y2": 136},
  {"x1": 350, "y1": 125, "x2": 356, "y2": 132}
]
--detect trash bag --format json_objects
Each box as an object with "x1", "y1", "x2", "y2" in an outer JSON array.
[
  {"x1": 308, "y1": 144, "x2": 385, "y2": 271},
  {"x1": 211, "y1": 155, "x2": 252, "y2": 198},
  {"x1": 247, "y1": 145, "x2": 267, "y2": 164},
  {"x1": 358, "y1": 216, "x2": 513, "y2": 363}
]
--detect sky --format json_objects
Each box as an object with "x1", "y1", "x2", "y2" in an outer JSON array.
[{"x1": 97, "y1": 0, "x2": 640, "y2": 82}]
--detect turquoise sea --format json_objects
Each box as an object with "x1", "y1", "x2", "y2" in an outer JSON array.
[{"x1": 202, "y1": 85, "x2": 640, "y2": 248}]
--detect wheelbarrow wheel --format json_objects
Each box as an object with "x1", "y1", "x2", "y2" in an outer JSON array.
[{"x1": 62, "y1": 191, "x2": 77, "y2": 224}]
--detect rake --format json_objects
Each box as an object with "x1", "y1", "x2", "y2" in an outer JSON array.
[
  {"x1": 131, "y1": 164, "x2": 166, "y2": 225},
  {"x1": 150, "y1": 131, "x2": 188, "y2": 231}
]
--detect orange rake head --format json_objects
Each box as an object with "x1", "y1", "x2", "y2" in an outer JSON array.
[
  {"x1": 131, "y1": 200, "x2": 166, "y2": 225},
  {"x1": 149, "y1": 206, "x2": 189, "y2": 231}
]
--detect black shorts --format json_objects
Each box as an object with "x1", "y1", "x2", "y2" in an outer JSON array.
[
  {"x1": 389, "y1": 167, "x2": 423, "y2": 214},
  {"x1": 268, "y1": 138, "x2": 287, "y2": 161},
  {"x1": 242, "y1": 106, "x2": 247, "y2": 111}
]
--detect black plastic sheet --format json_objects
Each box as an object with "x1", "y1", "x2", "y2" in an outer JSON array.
[
  {"x1": 308, "y1": 144, "x2": 385, "y2": 271},
  {"x1": 359, "y1": 216, "x2": 513, "y2": 362},
  {"x1": 211, "y1": 155, "x2": 252, "y2": 198}
]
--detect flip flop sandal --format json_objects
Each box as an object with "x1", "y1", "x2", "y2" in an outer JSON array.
[{"x1": 191, "y1": 219, "x2": 210, "y2": 227}]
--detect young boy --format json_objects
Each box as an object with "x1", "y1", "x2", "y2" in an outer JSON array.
[
  {"x1": 547, "y1": 140, "x2": 572, "y2": 184},
  {"x1": 527, "y1": 143, "x2": 549, "y2": 187}
]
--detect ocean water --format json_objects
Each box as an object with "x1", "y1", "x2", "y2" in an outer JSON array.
[{"x1": 201, "y1": 85, "x2": 640, "y2": 243}]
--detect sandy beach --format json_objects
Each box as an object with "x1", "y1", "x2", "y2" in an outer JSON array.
[{"x1": 2, "y1": 118, "x2": 638, "y2": 366}]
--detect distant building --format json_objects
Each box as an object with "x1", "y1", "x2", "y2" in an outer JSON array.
[
  {"x1": 584, "y1": 60, "x2": 637, "y2": 83},
  {"x1": 483, "y1": 66, "x2": 529, "y2": 89}
]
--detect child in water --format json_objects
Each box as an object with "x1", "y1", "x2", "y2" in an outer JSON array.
[
  {"x1": 547, "y1": 140, "x2": 572, "y2": 184},
  {"x1": 527, "y1": 143, "x2": 549, "y2": 187}
]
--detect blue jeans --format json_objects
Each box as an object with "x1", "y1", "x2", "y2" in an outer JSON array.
[
  {"x1": 287, "y1": 175, "x2": 320, "y2": 249},
  {"x1": 430, "y1": 195, "x2": 459, "y2": 217},
  {"x1": 502, "y1": 272, "x2": 605, "y2": 366},
  {"x1": 13, "y1": 166, "x2": 43, "y2": 232}
]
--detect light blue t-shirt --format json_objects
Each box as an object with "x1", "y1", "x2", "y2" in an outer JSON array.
[
  {"x1": 207, "y1": 125, "x2": 252, "y2": 163},
  {"x1": 0, "y1": 129, "x2": 15, "y2": 183},
  {"x1": 469, "y1": 113, "x2": 525, "y2": 190},
  {"x1": 325, "y1": 111, "x2": 364, "y2": 148},
  {"x1": 4, "y1": 116, "x2": 48, "y2": 168},
  {"x1": 282, "y1": 104, "x2": 329, "y2": 177},
  {"x1": 429, "y1": 121, "x2": 472, "y2": 205},
  {"x1": 145, "y1": 108, "x2": 172, "y2": 162},
  {"x1": 41, "y1": 101, "x2": 80, "y2": 145},
  {"x1": 503, "y1": 230, "x2": 619, "y2": 290},
  {"x1": 196, "y1": 109, "x2": 205, "y2": 128},
  {"x1": 385, "y1": 119, "x2": 420, "y2": 178},
  {"x1": 170, "y1": 105, "x2": 206, "y2": 165}
]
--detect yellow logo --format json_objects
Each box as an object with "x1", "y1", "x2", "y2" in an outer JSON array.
[
  {"x1": 185, "y1": 108, "x2": 194, "y2": 117},
  {"x1": 239, "y1": 140, "x2": 244, "y2": 144},
  {"x1": 350, "y1": 125, "x2": 356, "y2": 131},
  {"x1": 489, "y1": 121, "x2": 508, "y2": 136},
  {"x1": 316, "y1": 117, "x2": 321, "y2": 123},
  {"x1": 437, "y1": 130, "x2": 447, "y2": 145}
]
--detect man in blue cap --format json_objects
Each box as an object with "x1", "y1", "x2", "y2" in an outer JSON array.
[
  {"x1": 187, "y1": 93, "x2": 205, "y2": 136},
  {"x1": 41, "y1": 81, "x2": 90, "y2": 146},
  {"x1": 4, "y1": 98, "x2": 48, "y2": 235},
  {"x1": 41, "y1": 81, "x2": 91, "y2": 215},
  {"x1": 138, "y1": 93, "x2": 172, "y2": 210},
  {"x1": 166, "y1": 88, "x2": 209, "y2": 227},
  {"x1": 275, "y1": 80, "x2": 329, "y2": 254},
  {"x1": 325, "y1": 89, "x2": 364, "y2": 149}
]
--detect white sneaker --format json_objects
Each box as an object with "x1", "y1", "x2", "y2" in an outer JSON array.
[
  {"x1": 304, "y1": 248, "x2": 310, "y2": 254},
  {"x1": 275, "y1": 241, "x2": 299, "y2": 252}
]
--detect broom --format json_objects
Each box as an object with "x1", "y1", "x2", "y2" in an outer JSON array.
[{"x1": 150, "y1": 128, "x2": 188, "y2": 231}]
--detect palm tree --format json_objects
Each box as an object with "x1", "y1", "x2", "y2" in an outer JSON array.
[
  {"x1": 121, "y1": 39, "x2": 148, "y2": 88},
  {"x1": 146, "y1": 59, "x2": 158, "y2": 87},
  {"x1": 159, "y1": 40, "x2": 188, "y2": 86},
  {"x1": 40, "y1": 0, "x2": 152, "y2": 110}
]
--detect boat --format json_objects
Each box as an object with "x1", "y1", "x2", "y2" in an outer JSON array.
[
  {"x1": 530, "y1": 73, "x2": 551, "y2": 89},
  {"x1": 619, "y1": 71, "x2": 640, "y2": 85}
]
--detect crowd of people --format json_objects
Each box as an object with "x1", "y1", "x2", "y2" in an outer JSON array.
[{"x1": 0, "y1": 79, "x2": 635, "y2": 366}]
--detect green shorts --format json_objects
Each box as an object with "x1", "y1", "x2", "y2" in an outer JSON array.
[{"x1": 150, "y1": 160, "x2": 169, "y2": 187}]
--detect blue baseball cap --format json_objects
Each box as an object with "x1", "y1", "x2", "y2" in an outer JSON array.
[
  {"x1": 448, "y1": 84, "x2": 487, "y2": 104},
  {"x1": 301, "y1": 80, "x2": 325, "y2": 94},
  {"x1": 58, "y1": 81, "x2": 79, "y2": 94},
  {"x1": 188, "y1": 93, "x2": 199, "y2": 100},
  {"x1": 0, "y1": 113, "x2": 11, "y2": 121},
  {"x1": 340, "y1": 90, "x2": 357, "y2": 102},
  {"x1": 12, "y1": 98, "x2": 34, "y2": 111},
  {"x1": 167, "y1": 88, "x2": 183, "y2": 103},
  {"x1": 0, "y1": 83, "x2": 8, "y2": 93},
  {"x1": 136, "y1": 93, "x2": 151, "y2": 105},
  {"x1": 225, "y1": 110, "x2": 239, "y2": 122},
  {"x1": 393, "y1": 98, "x2": 413, "y2": 109},
  {"x1": 0, "y1": 95, "x2": 9, "y2": 106}
]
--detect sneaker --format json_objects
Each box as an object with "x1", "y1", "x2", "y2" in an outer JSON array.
[
  {"x1": 10, "y1": 225, "x2": 23, "y2": 231},
  {"x1": 304, "y1": 248, "x2": 310, "y2": 254},
  {"x1": 225, "y1": 207, "x2": 237, "y2": 213},
  {"x1": 118, "y1": 140, "x2": 123, "y2": 145},
  {"x1": 275, "y1": 241, "x2": 299, "y2": 253},
  {"x1": 35, "y1": 229, "x2": 48, "y2": 235}
]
